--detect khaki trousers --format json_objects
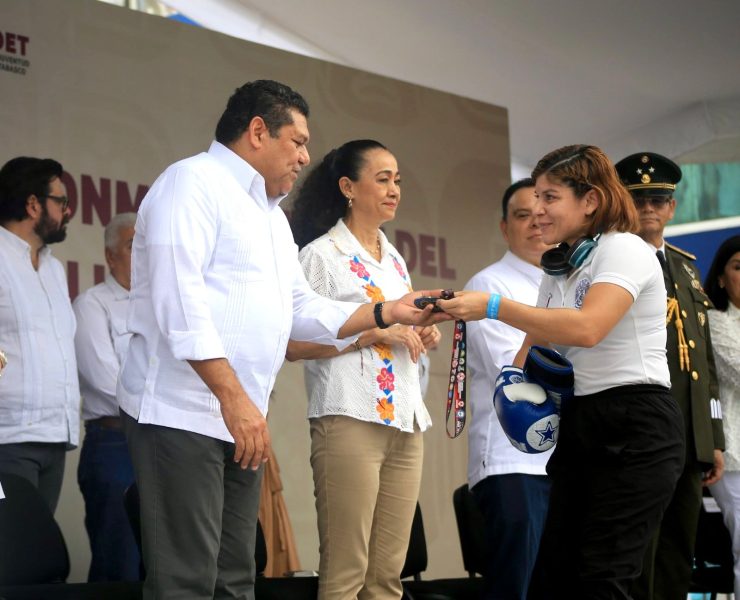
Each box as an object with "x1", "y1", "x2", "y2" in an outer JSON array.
[{"x1": 311, "y1": 415, "x2": 423, "y2": 600}]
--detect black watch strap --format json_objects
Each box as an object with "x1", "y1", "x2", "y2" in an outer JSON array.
[{"x1": 374, "y1": 301, "x2": 390, "y2": 329}]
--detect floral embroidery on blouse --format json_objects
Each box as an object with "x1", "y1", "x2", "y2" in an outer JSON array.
[
  {"x1": 348, "y1": 254, "x2": 401, "y2": 425},
  {"x1": 392, "y1": 254, "x2": 413, "y2": 292}
]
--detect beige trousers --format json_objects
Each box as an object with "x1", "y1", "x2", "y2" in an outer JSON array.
[{"x1": 310, "y1": 415, "x2": 423, "y2": 600}]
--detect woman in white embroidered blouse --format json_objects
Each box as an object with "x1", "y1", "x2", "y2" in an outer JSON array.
[
  {"x1": 287, "y1": 140, "x2": 441, "y2": 600},
  {"x1": 705, "y1": 234, "x2": 740, "y2": 598}
]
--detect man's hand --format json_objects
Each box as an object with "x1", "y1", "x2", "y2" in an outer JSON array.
[
  {"x1": 220, "y1": 395, "x2": 271, "y2": 470},
  {"x1": 387, "y1": 290, "x2": 454, "y2": 327},
  {"x1": 702, "y1": 449, "x2": 724, "y2": 486},
  {"x1": 188, "y1": 357, "x2": 271, "y2": 470}
]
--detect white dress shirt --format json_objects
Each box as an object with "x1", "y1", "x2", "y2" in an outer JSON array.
[
  {"x1": 538, "y1": 232, "x2": 670, "y2": 396},
  {"x1": 466, "y1": 251, "x2": 551, "y2": 487},
  {"x1": 300, "y1": 219, "x2": 431, "y2": 433},
  {"x1": 708, "y1": 303, "x2": 740, "y2": 471},
  {"x1": 0, "y1": 226, "x2": 80, "y2": 446},
  {"x1": 118, "y1": 142, "x2": 358, "y2": 442},
  {"x1": 73, "y1": 274, "x2": 131, "y2": 421}
]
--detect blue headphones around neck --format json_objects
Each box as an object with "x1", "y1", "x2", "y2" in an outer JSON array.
[{"x1": 541, "y1": 234, "x2": 600, "y2": 276}]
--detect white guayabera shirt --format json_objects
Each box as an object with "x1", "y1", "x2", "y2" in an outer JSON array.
[
  {"x1": 465, "y1": 251, "x2": 551, "y2": 488},
  {"x1": 118, "y1": 142, "x2": 358, "y2": 443},
  {"x1": 0, "y1": 226, "x2": 80, "y2": 447},
  {"x1": 73, "y1": 274, "x2": 131, "y2": 421}
]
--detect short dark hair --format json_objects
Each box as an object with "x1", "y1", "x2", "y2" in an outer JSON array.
[
  {"x1": 501, "y1": 178, "x2": 535, "y2": 220},
  {"x1": 704, "y1": 234, "x2": 740, "y2": 311},
  {"x1": 215, "y1": 80, "x2": 309, "y2": 145},
  {"x1": 290, "y1": 140, "x2": 388, "y2": 249},
  {"x1": 0, "y1": 156, "x2": 63, "y2": 223}
]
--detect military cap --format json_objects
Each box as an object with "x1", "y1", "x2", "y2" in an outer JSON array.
[{"x1": 614, "y1": 152, "x2": 682, "y2": 196}]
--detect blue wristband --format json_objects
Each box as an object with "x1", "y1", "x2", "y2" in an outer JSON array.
[{"x1": 486, "y1": 293, "x2": 501, "y2": 320}]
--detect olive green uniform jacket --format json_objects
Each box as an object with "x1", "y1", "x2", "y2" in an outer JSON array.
[{"x1": 664, "y1": 242, "x2": 724, "y2": 466}]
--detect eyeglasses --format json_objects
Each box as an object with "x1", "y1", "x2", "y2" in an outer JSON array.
[
  {"x1": 632, "y1": 196, "x2": 672, "y2": 209},
  {"x1": 42, "y1": 194, "x2": 70, "y2": 212}
]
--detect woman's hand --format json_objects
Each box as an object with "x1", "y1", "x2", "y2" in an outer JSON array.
[
  {"x1": 416, "y1": 325, "x2": 442, "y2": 350},
  {"x1": 436, "y1": 291, "x2": 490, "y2": 321},
  {"x1": 378, "y1": 325, "x2": 425, "y2": 363}
]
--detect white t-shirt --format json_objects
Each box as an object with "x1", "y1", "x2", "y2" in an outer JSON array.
[
  {"x1": 299, "y1": 219, "x2": 431, "y2": 433},
  {"x1": 466, "y1": 251, "x2": 551, "y2": 487},
  {"x1": 537, "y1": 231, "x2": 670, "y2": 396}
]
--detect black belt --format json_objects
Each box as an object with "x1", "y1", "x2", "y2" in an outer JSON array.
[{"x1": 86, "y1": 416, "x2": 123, "y2": 430}]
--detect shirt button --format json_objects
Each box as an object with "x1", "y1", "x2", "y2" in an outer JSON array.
[
  {"x1": 681, "y1": 310, "x2": 688, "y2": 318},
  {"x1": 688, "y1": 340, "x2": 695, "y2": 349},
  {"x1": 691, "y1": 371, "x2": 699, "y2": 381},
  {"x1": 703, "y1": 300, "x2": 709, "y2": 307}
]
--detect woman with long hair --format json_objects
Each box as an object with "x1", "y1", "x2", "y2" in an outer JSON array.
[
  {"x1": 704, "y1": 234, "x2": 740, "y2": 599},
  {"x1": 439, "y1": 144, "x2": 684, "y2": 598},
  {"x1": 287, "y1": 139, "x2": 440, "y2": 600}
]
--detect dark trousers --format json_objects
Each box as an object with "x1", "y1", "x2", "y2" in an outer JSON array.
[
  {"x1": 630, "y1": 461, "x2": 703, "y2": 600},
  {"x1": 78, "y1": 420, "x2": 141, "y2": 582},
  {"x1": 122, "y1": 410, "x2": 264, "y2": 600},
  {"x1": 472, "y1": 473, "x2": 551, "y2": 600},
  {"x1": 0, "y1": 441, "x2": 66, "y2": 513},
  {"x1": 528, "y1": 385, "x2": 685, "y2": 600}
]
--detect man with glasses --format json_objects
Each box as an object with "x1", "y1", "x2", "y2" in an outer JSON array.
[
  {"x1": 616, "y1": 152, "x2": 725, "y2": 600},
  {"x1": 0, "y1": 156, "x2": 79, "y2": 513}
]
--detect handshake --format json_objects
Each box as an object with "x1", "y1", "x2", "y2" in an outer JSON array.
[{"x1": 493, "y1": 347, "x2": 574, "y2": 454}]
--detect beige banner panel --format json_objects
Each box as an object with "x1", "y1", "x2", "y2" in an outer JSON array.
[{"x1": 1, "y1": 0, "x2": 510, "y2": 581}]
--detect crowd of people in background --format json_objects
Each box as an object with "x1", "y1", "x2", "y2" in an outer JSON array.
[{"x1": 0, "y1": 78, "x2": 738, "y2": 600}]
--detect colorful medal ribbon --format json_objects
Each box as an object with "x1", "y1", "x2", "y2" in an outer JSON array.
[{"x1": 446, "y1": 319, "x2": 467, "y2": 438}]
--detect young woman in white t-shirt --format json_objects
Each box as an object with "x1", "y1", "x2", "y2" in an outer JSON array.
[{"x1": 440, "y1": 144, "x2": 684, "y2": 599}]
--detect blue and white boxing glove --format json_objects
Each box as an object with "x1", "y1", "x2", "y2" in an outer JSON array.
[
  {"x1": 493, "y1": 366, "x2": 560, "y2": 454},
  {"x1": 524, "y1": 346, "x2": 574, "y2": 410}
]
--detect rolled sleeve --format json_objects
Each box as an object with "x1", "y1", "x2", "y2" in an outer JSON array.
[
  {"x1": 144, "y1": 166, "x2": 226, "y2": 361},
  {"x1": 291, "y1": 264, "x2": 360, "y2": 349}
]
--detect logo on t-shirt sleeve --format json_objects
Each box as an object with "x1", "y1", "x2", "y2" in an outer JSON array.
[{"x1": 574, "y1": 278, "x2": 591, "y2": 309}]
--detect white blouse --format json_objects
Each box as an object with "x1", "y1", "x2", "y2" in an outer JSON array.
[
  {"x1": 299, "y1": 219, "x2": 432, "y2": 432},
  {"x1": 708, "y1": 303, "x2": 740, "y2": 471}
]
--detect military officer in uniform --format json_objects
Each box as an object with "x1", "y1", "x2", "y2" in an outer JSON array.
[{"x1": 616, "y1": 152, "x2": 725, "y2": 600}]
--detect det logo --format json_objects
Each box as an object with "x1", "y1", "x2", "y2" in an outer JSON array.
[{"x1": 0, "y1": 30, "x2": 31, "y2": 75}]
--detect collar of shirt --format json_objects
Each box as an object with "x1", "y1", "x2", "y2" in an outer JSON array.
[
  {"x1": 0, "y1": 225, "x2": 51, "y2": 263},
  {"x1": 207, "y1": 140, "x2": 287, "y2": 211},
  {"x1": 328, "y1": 218, "x2": 389, "y2": 262},
  {"x1": 104, "y1": 273, "x2": 130, "y2": 300},
  {"x1": 727, "y1": 301, "x2": 740, "y2": 322},
  {"x1": 500, "y1": 250, "x2": 542, "y2": 287}
]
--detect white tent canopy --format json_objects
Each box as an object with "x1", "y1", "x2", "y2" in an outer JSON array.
[{"x1": 163, "y1": 0, "x2": 740, "y2": 175}]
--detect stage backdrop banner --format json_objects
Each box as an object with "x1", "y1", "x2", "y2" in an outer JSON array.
[{"x1": 1, "y1": 0, "x2": 510, "y2": 581}]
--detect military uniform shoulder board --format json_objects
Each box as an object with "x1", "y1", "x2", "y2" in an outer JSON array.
[{"x1": 665, "y1": 242, "x2": 696, "y2": 261}]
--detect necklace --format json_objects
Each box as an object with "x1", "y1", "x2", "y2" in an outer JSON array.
[{"x1": 361, "y1": 235, "x2": 381, "y2": 259}]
